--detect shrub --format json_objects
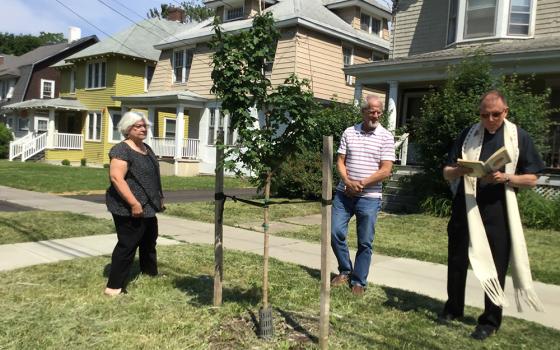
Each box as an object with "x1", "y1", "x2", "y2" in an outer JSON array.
[
  {"x1": 80, "y1": 158, "x2": 87, "y2": 167},
  {"x1": 518, "y1": 189, "x2": 560, "y2": 230},
  {"x1": 0, "y1": 123, "x2": 13, "y2": 159},
  {"x1": 61, "y1": 159, "x2": 70, "y2": 166},
  {"x1": 103, "y1": 163, "x2": 110, "y2": 169},
  {"x1": 271, "y1": 99, "x2": 361, "y2": 199}
]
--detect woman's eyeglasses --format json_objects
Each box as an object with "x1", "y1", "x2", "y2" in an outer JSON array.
[{"x1": 132, "y1": 124, "x2": 147, "y2": 129}]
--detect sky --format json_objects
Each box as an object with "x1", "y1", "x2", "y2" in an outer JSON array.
[{"x1": 0, "y1": 0, "x2": 202, "y2": 39}]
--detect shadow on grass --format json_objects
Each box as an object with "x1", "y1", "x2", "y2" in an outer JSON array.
[
  {"x1": 298, "y1": 264, "x2": 322, "y2": 281},
  {"x1": 102, "y1": 263, "x2": 143, "y2": 289},
  {"x1": 173, "y1": 274, "x2": 261, "y2": 306},
  {"x1": 0, "y1": 217, "x2": 48, "y2": 242},
  {"x1": 381, "y1": 286, "x2": 477, "y2": 325},
  {"x1": 275, "y1": 307, "x2": 319, "y2": 343}
]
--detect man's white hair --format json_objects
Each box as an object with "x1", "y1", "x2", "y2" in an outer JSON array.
[
  {"x1": 117, "y1": 111, "x2": 151, "y2": 137},
  {"x1": 361, "y1": 95, "x2": 382, "y2": 110}
]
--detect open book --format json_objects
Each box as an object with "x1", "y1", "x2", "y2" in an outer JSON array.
[{"x1": 457, "y1": 146, "x2": 512, "y2": 177}]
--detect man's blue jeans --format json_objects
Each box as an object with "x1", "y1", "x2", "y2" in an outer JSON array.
[{"x1": 331, "y1": 190, "x2": 381, "y2": 287}]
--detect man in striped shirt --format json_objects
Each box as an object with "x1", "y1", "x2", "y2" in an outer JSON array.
[{"x1": 330, "y1": 95, "x2": 395, "y2": 296}]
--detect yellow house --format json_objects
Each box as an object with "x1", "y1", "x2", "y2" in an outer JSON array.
[
  {"x1": 6, "y1": 18, "x2": 187, "y2": 166},
  {"x1": 114, "y1": 0, "x2": 393, "y2": 175}
]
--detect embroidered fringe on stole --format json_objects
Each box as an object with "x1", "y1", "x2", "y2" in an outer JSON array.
[{"x1": 461, "y1": 120, "x2": 544, "y2": 312}]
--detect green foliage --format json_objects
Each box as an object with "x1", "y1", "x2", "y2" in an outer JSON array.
[
  {"x1": 103, "y1": 163, "x2": 110, "y2": 169},
  {"x1": 147, "y1": 2, "x2": 214, "y2": 22},
  {"x1": 61, "y1": 159, "x2": 70, "y2": 166},
  {"x1": 210, "y1": 12, "x2": 317, "y2": 189},
  {"x1": 0, "y1": 123, "x2": 13, "y2": 159},
  {"x1": 415, "y1": 51, "x2": 554, "y2": 201},
  {"x1": 0, "y1": 32, "x2": 65, "y2": 56},
  {"x1": 273, "y1": 99, "x2": 362, "y2": 198},
  {"x1": 518, "y1": 190, "x2": 560, "y2": 230},
  {"x1": 80, "y1": 158, "x2": 87, "y2": 167}
]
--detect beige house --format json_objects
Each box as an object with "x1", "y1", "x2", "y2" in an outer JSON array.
[
  {"x1": 114, "y1": 0, "x2": 392, "y2": 175},
  {"x1": 346, "y1": 0, "x2": 560, "y2": 168}
]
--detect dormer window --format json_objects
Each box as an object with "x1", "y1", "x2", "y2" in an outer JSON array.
[
  {"x1": 226, "y1": 6, "x2": 244, "y2": 21},
  {"x1": 360, "y1": 12, "x2": 381, "y2": 36},
  {"x1": 447, "y1": 0, "x2": 535, "y2": 45},
  {"x1": 40, "y1": 79, "x2": 55, "y2": 99}
]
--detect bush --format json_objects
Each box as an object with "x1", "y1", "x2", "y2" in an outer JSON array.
[
  {"x1": 518, "y1": 189, "x2": 560, "y2": 230},
  {"x1": 271, "y1": 99, "x2": 361, "y2": 199},
  {"x1": 61, "y1": 159, "x2": 70, "y2": 166},
  {"x1": 0, "y1": 123, "x2": 13, "y2": 159},
  {"x1": 80, "y1": 158, "x2": 87, "y2": 167},
  {"x1": 103, "y1": 163, "x2": 110, "y2": 169}
]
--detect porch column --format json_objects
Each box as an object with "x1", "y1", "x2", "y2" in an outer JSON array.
[
  {"x1": 353, "y1": 81, "x2": 363, "y2": 106},
  {"x1": 387, "y1": 80, "x2": 399, "y2": 132},
  {"x1": 147, "y1": 107, "x2": 156, "y2": 145},
  {"x1": 120, "y1": 105, "x2": 128, "y2": 116},
  {"x1": 46, "y1": 108, "x2": 55, "y2": 149},
  {"x1": 174, "y1": 103, "x2": 185, "y2": 175}
]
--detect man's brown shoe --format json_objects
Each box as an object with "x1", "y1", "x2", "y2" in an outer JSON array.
[
  {"x1": 351, "y1": 284, "x2": 365, "y2": 296},
  {"x1": 331, "y1": 274, "x2": 349, "y2": 287}
]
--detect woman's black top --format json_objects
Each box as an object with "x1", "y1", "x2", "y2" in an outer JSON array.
[{"x1": 106, "y1": 142, "x2": 163, "y2": 218}]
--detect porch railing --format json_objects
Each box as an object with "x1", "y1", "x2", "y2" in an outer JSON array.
[
  {"x1": 151, "y1": 137, "x2": 200, "y2": 160},
  {"x1": 9, "y1": 132, "x2": 34, "y2": 161},
  {"x1": 53, "y1": 132, "x2": 83, "y2": 150},
  {"x1": 395, "y1": 133, "x2": 410, "y2": 166},
  {"x1": 21, "y1": 132, "x2": 47, "y2": 162}
]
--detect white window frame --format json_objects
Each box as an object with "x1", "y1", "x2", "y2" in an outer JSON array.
[
  {"x1": 172, "y1": 48, "x2": 194, "y2": 84},
  {"x1": 508, "y1": 0, "x2": 533, "y2": 36},
  {"x1": 342, "y1": 46, "x2": 354, "y2": 86},
  {"x1": 108, "y1": 110, "x2": 123, "y2": 143},
  {"x1": 6, "y1": 116, "x2": 15, "y2": 129},
  {"x1": 40, "y1": 79, "x2": 55, "y2": 99},
  {"x1": 360, "y1": 11, "x2": 382, "y2": 36},
  {"x1": 34, "y1": 116, "x2": 49, "y2": 133},
  {"x1": 208, "y1": 108, "x2": 216, "y2": 145},
  {"x1": 225, "y1": 6, "x2": 244, "y2": 21},
  {"x1": 164, "y1": 118, "x2": 176, "y2": 138},
  {"x1": 85, "y1": 61, "x2": 106, "y2": 89},
  {"x1": 452, "y1": 0, "x2": 537, "y2": 45},
  {"x1": 86, "y1": 111, "x2": 102, "y2": 141}
]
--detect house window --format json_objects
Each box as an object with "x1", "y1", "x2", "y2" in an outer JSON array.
[
  {"x1": 208, "y1": 108, "x2": 216, "y2": 145},
  {"x1": 86, "y1": 61, "x2": 106, "y2": 89},
  {"x1": 86, "y1": 112, "x2": 102, "y2": 141},
  {"x1": 342, "y1": 47, "x2": 353, "y2": 85},
  {"x1": 360, "y1": 13, "x2": 381, "y2": 36},
  {"x1": 464, "y1": 0, "x2": 497, "y2": 39},
  {"x1": 447, "y1": 0, "x2": 459, "y2": 44},
  {"x1": 109, "y1": 111, "x2": 122, "y2": 142},
  {"x1": 70, "y1": 69, "x2": 76, "y2": 93},
  {"x1": 226, "y1": 6, "x2": 244, "y2": 21},
  {"x1": 18, "y1": 118, "x2": 29, "y2": 131},
  {"x1": 40, "y1": 79, "x2": 55, "y2": 99},
  {"x1": 173, "y1": 48, "x2": 194, "y2": 83},
  {"x1": 145, "y1": 65, "x2": 155, "y2": 91},
  {"x1": 6, "y1": 117, "x2": 15, "y2": 129},
  {"x1": 508, "y1": 0, "x2": 531, "y2": 35},
  {"x1": 35, "y1": 117, "x2": 48, "y2": 132},
  {"x1": 164, "y1": 118, "x2": 176, "y2": 138}
]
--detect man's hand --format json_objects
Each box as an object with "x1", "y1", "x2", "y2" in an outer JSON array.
[
  {"x1": 482, "y1": 171, "x2": 508, "y2": 184},
  {"x1": 443, "y1": 165, "x2": 473, "y2": 181},
  {"x1": 344, "y1": 180, "x2": 363, "y2": 197}
]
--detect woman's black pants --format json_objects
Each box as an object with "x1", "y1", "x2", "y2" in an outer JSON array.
[{"x1": 106, "y1": 214, "x2": 158, "y2": 289}]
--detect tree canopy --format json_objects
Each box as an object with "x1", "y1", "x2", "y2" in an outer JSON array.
[
  {"x1": 147, "y1": 1, "x2": 214, "y2": 22},
  {"x1": 0, "y1": 32, "x2": 65, "y2": 56}
]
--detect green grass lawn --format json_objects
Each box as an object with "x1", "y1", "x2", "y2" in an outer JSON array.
[
  {"x1": 0, "y1": 211, "x2": 115, "y2": 244},
  {"x1": 0, "y1": 244, "x2": 557, "y2": 349},
  {"x1": 165, "y1": 201, "x2": 560, "y2": 285},
  {"x1": 0, "y1": 160, "x2": 251, "y2": 193}
]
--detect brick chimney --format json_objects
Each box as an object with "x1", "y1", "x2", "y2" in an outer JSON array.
[{"x1": 166, "y1": 6, "x2": 186, "y2": 23}]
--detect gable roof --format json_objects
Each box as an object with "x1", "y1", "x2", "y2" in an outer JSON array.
[
  {"x1": 62, "y1": 18, "x2": 194, "y2": 63},
  {"x1": 155, "y1": 0, "x2": 390, "y2": 52},
  {"x1": 322, "y1": 0, "x2": 392, "y2": 14}
]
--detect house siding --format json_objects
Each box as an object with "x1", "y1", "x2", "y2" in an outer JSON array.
[
  {"x1": 157, "y1": 110, "x2": 189, "y2": 138},
  {"x1": 74, "y1": 58, "x2": 118, "y2": 110},
  {"x1": 333, "y1": 7, "x2": 360, "y2": 30},
  {"x1": 535, "y1": 0, "x2": 560, "y2": 37},
  {"x1": 45, "y1": 149, "x2": 84, "y2": 162},
  {"x1": 115, "y1": 59, "x2": 145, "y2": 96},
  {"x1": 150, "y1": 50, "x2": 173, "y2": 92},
  {"x1": 186, "y1": 44, "x2": 214, "y2": 97},
  {"x1": 270, "y1": 29, "x2": 297, "y2": 88},
  {"x1": 391, "y1": 0, "x2": 447, "y2": 58},
  {"x1": 25, "y1": 66, "x2": 60, "y2": 100},
  {"x1": 295, "y1": 27, "x2": 373, "y2": 103}
]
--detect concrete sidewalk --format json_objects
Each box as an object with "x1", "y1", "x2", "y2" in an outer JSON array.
[{"x1": 0, "y1": 185, "x2": 559, "y2": 331}]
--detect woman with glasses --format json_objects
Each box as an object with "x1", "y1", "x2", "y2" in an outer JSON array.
[{"x1": 104, "y1": 111, "x2": 164, "y2": 296}]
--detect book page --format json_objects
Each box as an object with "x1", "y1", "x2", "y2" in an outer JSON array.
[
  {"x1": 457, "y1": 159, "x2": 486, "y2": 177},
  {"x1": 485, "y1": 146, "x2": 512, "y2": 172}
]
